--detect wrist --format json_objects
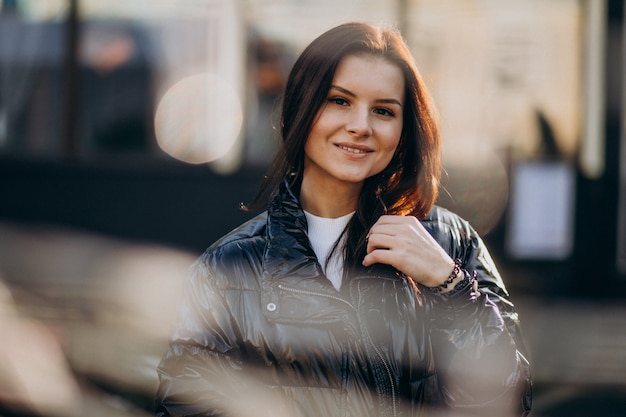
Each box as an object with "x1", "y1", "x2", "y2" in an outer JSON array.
[{"x1": 427, "y1": 258, "x2": 464, "y2": 293}]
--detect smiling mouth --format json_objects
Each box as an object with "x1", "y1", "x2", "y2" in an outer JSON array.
[{"x1": 336, "y1": 144, "x2": 372, "y2": 154}]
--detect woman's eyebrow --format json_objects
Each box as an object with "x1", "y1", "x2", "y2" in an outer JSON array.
[
  {"x1": 329, "y1": 85, "x2": 402, "y2": 106},
  {"x1": 377, "y1": 98, "x2": 403, "y2": 106},
  {"x1": 329, "y1": 85, "x2": 356, "y2": 97}
]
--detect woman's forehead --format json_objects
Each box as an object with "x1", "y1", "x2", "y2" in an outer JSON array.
[{"x1": 330, "y1": 54, "x2": 405, "y2": 102}]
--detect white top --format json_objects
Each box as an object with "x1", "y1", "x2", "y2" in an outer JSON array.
[{"x1": 304, "y1": 210, "x2": 354, "y2": 291}]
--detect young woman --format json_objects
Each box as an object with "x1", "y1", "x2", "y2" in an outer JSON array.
[{"x1": 156, "y1": 22, "x2": 532, "y2": 417}]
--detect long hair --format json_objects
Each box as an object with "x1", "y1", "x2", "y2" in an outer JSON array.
[{"x1": 247, "y1": 22, "x2": 441, "y2": 272}]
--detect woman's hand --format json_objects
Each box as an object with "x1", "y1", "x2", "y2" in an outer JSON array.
[{"x1": 362, "y1": 215, "x2": 462, "y2": 290}]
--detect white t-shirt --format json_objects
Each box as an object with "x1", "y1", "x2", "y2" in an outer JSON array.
[{"x1": 304, "y1": 210, "x2": 354, "y2": 291}]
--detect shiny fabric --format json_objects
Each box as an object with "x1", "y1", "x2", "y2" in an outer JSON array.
[{"x1": 155, "y1": 182, "x2": 532, "y2": 417}]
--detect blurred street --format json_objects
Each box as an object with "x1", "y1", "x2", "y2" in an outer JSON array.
[
  {"x1": 515, "y1": 296, "x2": 626, "y2": 416},
  {"x1": 0, "y1": 221, "x2": 625, "y2": 416}
]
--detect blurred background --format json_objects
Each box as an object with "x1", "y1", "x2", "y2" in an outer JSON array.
[{"x1": 0, "y1": 0, "x2": 625, "y2": 416}]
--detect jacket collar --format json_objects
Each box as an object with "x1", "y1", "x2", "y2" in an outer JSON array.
[
  {"x1": 261, "y1": 180, "x2": 402, "y2": 295},
  {"x1": 262, "y1": 180, "x2": 328, "y2": 285}
]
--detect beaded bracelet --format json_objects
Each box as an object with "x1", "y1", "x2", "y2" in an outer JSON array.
[{"x1": 428, "y1": 258, "x2": 463, "y2": 293}]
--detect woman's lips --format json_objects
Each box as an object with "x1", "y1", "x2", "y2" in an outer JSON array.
[{"x1": 335, "y1": 143, "x2": 373, "y2": 154}]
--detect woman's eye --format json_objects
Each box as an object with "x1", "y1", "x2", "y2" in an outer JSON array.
[
  {"x1": 374, "y1": 108, "x2": 395, "y2": 117},
  {"x1": 329, "y1": 97, "x2": 349, "y2": 106}
]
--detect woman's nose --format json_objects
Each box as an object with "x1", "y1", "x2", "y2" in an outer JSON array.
[{"x1": 346, "y1": 108, "x2": 372, "y2": 137}]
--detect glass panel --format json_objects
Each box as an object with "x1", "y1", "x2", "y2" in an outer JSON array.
[
  {"x1": 0, "y1": 0, "x2": 68, "y2": 156},
  {"x1": 404, "y1": 0, "x2": 583, "y2": 235}
]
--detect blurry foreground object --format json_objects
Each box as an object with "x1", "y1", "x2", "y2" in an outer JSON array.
[
  {"x1": 0, "y1": 222, "x2": 196, "y2": 416},
  {"x1": 0, "y1": 280, "x2": 80, "y2": 416}
]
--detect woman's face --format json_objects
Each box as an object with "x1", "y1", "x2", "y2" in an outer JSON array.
[{"x1": 303, "y1": 54, "x2": 404, "y2": 191}]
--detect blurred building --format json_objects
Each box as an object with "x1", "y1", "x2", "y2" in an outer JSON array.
[{"x1": 1, "y1": 0, "x2": 623, "y2": 293}]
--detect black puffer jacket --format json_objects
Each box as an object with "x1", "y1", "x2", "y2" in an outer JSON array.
[{"x1": 156, "y1": 183, "x2": 532, "y2": 417}]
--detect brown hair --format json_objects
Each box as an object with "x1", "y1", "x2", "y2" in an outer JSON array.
[{"x1": 248, "y1": 22, "x2": 441, "y2": 271}]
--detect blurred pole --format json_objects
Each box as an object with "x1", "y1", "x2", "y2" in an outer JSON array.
[
  {"x1": 62, "y1": 0, "x2": 80, "y2": 159},
  {"x1": 397, "y1": 0, "x2": 409, "y2": 38},
  {"x1": 619, "y1": 0, "x2": 626, "y2": 275},
  {"x1": 580, "y1": 0, "x2": 607, "y2": 178}
]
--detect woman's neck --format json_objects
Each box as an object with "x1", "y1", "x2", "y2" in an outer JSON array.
[{"x1": 300, "y1": 176, "x2": 361, "y2": 218}]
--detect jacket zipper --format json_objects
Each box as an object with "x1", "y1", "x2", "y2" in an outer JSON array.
[
  {"x1": 277, "y1": 284, "x2": 354, "y2": 309},
  {"x1": 365, "y1": 331, "x2": 398, "y2": 417},
  {"x1": 356, "y1": 281, "x2": 398, "y2": 417},
  {"x1": 279, "y1": 283, "x2": 398, "y2": 416},
  {"x1": 277, "y1": 283, "x2": 354, "y2": 417}
]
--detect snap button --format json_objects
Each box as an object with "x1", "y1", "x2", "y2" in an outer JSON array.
[{"x1": 266, "y1": 302, "x2": 277, "y2": 312}]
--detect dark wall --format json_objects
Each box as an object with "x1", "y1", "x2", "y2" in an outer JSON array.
[{"x1": 0, "y1": 156, "x2": 262, "y2": 252}]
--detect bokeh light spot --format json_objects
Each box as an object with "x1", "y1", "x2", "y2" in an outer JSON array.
[
  {"x1": 439, "y1": 145, "x2": 509, "y2": 236},
  {"x1": 154, "y1": 73, "x2": 243, "y2": 164}
]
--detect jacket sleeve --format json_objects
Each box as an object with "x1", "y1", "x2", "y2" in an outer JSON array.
[
  {"x1": 423, "y1": 213, "x2": 532, "y2": 417},
  {"x1": 155, "y1": 255, "x2": 283, "y2": 417}
]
